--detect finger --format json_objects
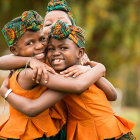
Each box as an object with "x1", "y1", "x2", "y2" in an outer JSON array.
[
  {"x1": 64, "y1": 69, "x2": 79, "y2": 77},
  {"x1": 84, "y1": 61, "x2": 96, "y2": 67},
  {"x1": 72, "y1": 71, "x2": 85, "y2": 78},
  {"x1": 43, "y1": 69, "x2": 49, "y2": 83},
  {"x1": 36, "y1": 68, "x2": 42, "y2": 83},
  {"x1": 32, "y1": 68, "x2": 38, "y2": 81},
  {"x1": 60, "y1": 66, "x2": 78, "y2": 75},
  {"x1": 47, "y1": 66, "x2": 56, "y2": 74}
]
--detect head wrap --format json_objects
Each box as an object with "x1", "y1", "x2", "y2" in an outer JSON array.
[
  {"x1": 47, "y1": 0, "x2": 76, "y2": 25},
  {"x1": 2, "y1": 10, "x2": 43, "y2": 47},
  {"x1": 49, "y1": 20, "x2": 85, "y2": 48}
]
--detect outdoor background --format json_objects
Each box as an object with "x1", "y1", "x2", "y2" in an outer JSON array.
[{"x1": 0, "y1": 0, "x2": 139, "y2": 138}]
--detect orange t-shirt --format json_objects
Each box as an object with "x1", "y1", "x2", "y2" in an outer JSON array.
[
  {"x1": 0, "y1": 70, "x2": 66, "y2": 140},
  {"x1": 64, "y1": 84, "x2": 135, "y2": 140}
]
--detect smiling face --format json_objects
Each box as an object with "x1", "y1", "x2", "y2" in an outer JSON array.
[
  {"x1": 10, "y1": 30, "x2": 47, "y2": 62},
  {"x1": 43, "y1": 10, "x2": 72, "y2": 38},
  {"x1": 47, "y1": 38, "x2": 84, "y2": 72}
]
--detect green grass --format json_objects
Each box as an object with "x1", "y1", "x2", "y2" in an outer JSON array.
[{"x1": 120, "y1": 107, "x2": 140, "y2": 139}]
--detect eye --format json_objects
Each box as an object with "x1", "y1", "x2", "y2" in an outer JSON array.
[
  {"x1": 44, "y1": 23, "x2": 52, "y2": 27},
  {"x1": 47, "y1": 47, "x2": 54, "y2": 51},
  {"x1": 40, "y1": 37, "x2": 46, "y2": 42},
  {"x1": 61, "y1": 47, "x2": 68, "y2": 50},
  {"x1": 27, "y1": 41, "x2": 33, "y2": 46}
]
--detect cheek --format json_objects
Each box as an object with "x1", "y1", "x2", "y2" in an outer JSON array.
[{"x1": 65, "y1": 52, "x2": 76, "y2": 63}]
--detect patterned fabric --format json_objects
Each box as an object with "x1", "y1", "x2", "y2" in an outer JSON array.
[
  {"x1": 49, "y1": 20, "x2": 85, "y2": 48},
  {"x1": 2, "y1": 10, "x2": 43, "y2": 47},
  {"x1": 47, "y1": 0, "x2": 76, "y2": 25},
  {"x1": 105, "y1": 132, "x2": 136, "y2": 140}
]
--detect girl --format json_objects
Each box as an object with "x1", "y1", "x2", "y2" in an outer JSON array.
[{"x1": 0, "y1": 10, "x2": 67, "y2": 140}]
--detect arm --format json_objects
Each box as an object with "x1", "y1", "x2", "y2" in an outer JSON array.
[
  {"x1": 19, "y1": 62, "x2": 105, "y2": 94},
  {"x1": 95, "y1": 77, "x2": 117, "y2": 101},
  {"x1": 0, "y1": 80, "x2": 66, "y2": 117},
  {"x1": 0, "y1": 54, "x2": 29, "y2": 70},
  {"x1": 0, "y1": 63, "x2": 104, "y2": 116},
  {"x1": 58, "y1": 63, "x2": 117, "y2": 100},
  {"x1": 83, "y1": 61, "x2": 117, "y2": 101}
]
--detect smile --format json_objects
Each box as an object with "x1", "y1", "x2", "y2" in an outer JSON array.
[
  {"x1": 35, "y1": 53, "x2": 45, "y2": 60},
  {"x1": 52, "y1": 58, "x2": 64, "y2": 65}
]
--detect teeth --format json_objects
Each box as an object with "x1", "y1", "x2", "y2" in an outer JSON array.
[
  {"x1": 36, "y1": 53, "x2": 44, "y2": 57},
  {"x1": 54, "y1": 59, "x2": 60, "y2": 62}
]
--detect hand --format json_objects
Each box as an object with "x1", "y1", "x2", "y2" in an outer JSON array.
[
  {"x1": 85, "y1": 61, "x2": 106, "y2": 77},
  {"x1": 60, "y1": 65, "x2": 91, "y2": 78},
  {"x1": 84, "y1": 61, "x2": 97, "y2": 67},
  {"x1": 29, "y1": 58, "x2": 56, "y2": 83},
  {"x1": 80, "y1": 53, "x2": 90, "y2": 65},
  {"x1": 0, "y1": 78, "x2": 9, "y2": 98}
]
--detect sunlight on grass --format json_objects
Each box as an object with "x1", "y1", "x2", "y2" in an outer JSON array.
[{"x1": 120, "y1": 107, "x2": 140, "y2": 139}]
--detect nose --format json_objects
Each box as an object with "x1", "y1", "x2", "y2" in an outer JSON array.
[
  {"x1": 53, "y1": 49, "x2": 61, "y2": 56},
  {"x1": 35, "y1": 42, "x2": 44, "y2": 50}
]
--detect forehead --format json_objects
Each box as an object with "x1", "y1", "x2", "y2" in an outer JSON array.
[
  {"x1": 17, "y1": 30, "x2": 43, "y2": 43},
  {"x1": 49, "y1": 38, "x2": 78, "y2": 49},
  {"x1": 21, "y1": 30, "x2": 43, "y2": 39},
  {"x1": 44, "y1": 10, "x2": 70, "y2": 22}
]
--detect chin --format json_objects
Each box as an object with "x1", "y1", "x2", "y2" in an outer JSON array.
[{"x1": 53, "y1": 66, "x2": 66, "y2": 72}]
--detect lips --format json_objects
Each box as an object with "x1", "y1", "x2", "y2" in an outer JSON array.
[{"x1": 52, "y1": 58, "x2": 64, "y2": 65}]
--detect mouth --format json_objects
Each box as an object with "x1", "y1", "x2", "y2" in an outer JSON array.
[
  {"x1": 34, "y1": 53, "x2": 45, "y2": 60},
  {"x1": 52, "y1": 58, "x2": 64, "y2": 65}
]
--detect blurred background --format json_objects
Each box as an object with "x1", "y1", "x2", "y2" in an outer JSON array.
[{"x1": 0, "y1": 0, "x2": 139, "y2": 138}]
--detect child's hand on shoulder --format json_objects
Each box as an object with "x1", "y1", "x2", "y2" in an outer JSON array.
[
  {"x1": 29, "y1": 58, "x2": 56, "y2": 83},
  {"x1": 85, "y1": 61, "x2": 106, "y2": 77},
  {"x1": 60, "y1": 65, "x2": 91, "y2": 78},
  {"x1": 84, "y1": 61, "x2": 97, "y2": 67}
]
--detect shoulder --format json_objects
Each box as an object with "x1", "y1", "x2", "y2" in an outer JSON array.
[
  {"x1": 17, "y1": 68, "x2": 37, "y2": 90},
  {"x1": 18, "y1": 68, "x2": 33, "y2": 80}
]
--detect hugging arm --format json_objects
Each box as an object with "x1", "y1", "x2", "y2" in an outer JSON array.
[
  {"x1": 16, "y1": 62, "x2": 105, "y2": 94},
  {"x1": 0, "y1": 54, "x2": 30, "y2": 70},
  {"x1": 95, "y1": 77, "x2": 117, "y2": 101},
  {"x1": 0, "y1": 80, "x2": 65, "y2": 117},
  {"x1": 59, "y1": 62, "x2": 117, "y2": 101},
  {"x1": 7, "y1": 89, "x2": 66, "y2": 117},
  {"x1": 82, "y1": 61, "x2": 117, "y2": 101},
  {"x1": 0, "y1": 63, "x2": 105, "y2": 116},
  {"x1": 38, "y1": 63, "x2": 105, "y2": 94}
]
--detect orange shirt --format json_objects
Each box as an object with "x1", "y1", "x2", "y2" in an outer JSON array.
[
  {"x1": 0, "y1": 70, "x2": 66, "y2": 140},
  {"x1": 64, "y1": 84, "x2": 135, "y2": 140}
]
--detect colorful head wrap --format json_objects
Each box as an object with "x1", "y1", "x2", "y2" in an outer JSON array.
[
  {"x1": 2, "y1": 10, "x2": 43, "y2": 47},
  {"x1": 49, "y1": 20, "x2": 85, "y2": 48},
  {"x1": 47, "y1": 0, "x2": 76, "y2": 25}
]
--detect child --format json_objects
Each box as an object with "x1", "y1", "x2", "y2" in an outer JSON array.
[
  {"x1": 0, "y1": 0, "x2": 117, "y2": 101},
  {"x1": 0, "y1": 10, "x2": 68, "y2": 140},
  {"x1": 0, "y1": 21, "x2": 136, "y2": 140},
  {"x1": 44, "y1": 21, "x2": 136, "y2": 140}
]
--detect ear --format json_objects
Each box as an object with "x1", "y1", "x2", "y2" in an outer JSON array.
[
  {"x1": 77, "y1": 47, "x2": 85, "y2": 58},
  {"x1": 9, "y1": 46, "x2": 19, "y2": 55}
]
